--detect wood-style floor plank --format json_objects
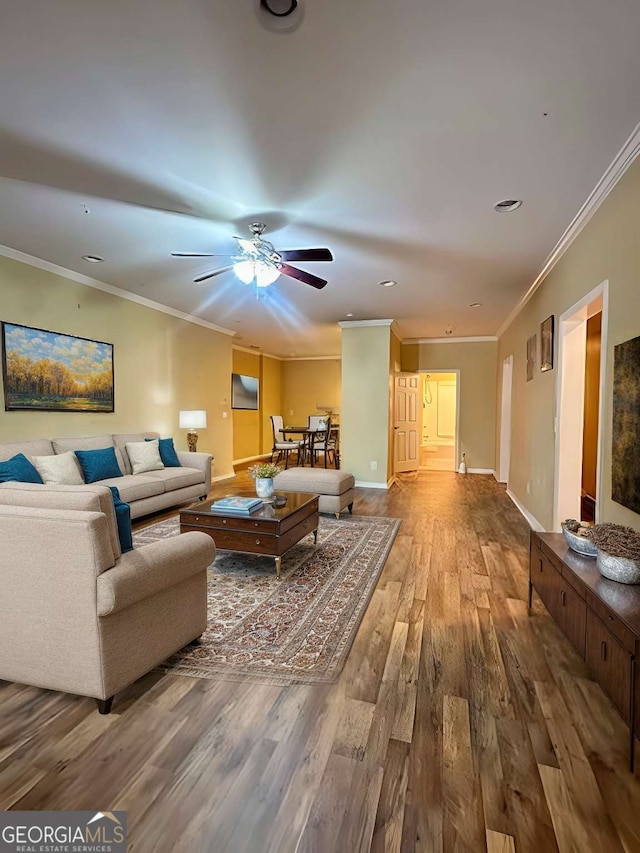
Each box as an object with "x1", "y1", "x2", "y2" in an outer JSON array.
[{"x1": 3, "y1": 470, "x2": 640, "y2": 851}]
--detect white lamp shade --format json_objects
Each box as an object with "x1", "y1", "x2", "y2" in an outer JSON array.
[{"x1": 179, "y1": 410, "x2": 207, "y2": 429}]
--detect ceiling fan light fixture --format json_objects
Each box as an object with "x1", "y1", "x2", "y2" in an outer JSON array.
[{"x1": 234, "y1": 259, "x2": 280, "y2": 287}]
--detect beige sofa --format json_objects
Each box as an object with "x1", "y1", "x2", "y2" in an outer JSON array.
[
  {"x1": 0, "y1": 483, "x2": 216, "y2": 712},
  {"x1": 0, "y1": 432, "x2": 212, "y2": 518}
]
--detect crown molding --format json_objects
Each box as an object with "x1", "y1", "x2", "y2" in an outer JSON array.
[
  {"x1": 338, "y1": 319, "x2": 394, "y2": 328},
  {"x1": 497, "y1": 121, "x2": 640, "y2": 338},
  {"x1": 402, "y1": 335, "x2": 498, "y2": 344},
  {"x1": 0, "y1": 244, "x2": 237, "y2": 338},
  {"x1": 232, "y1": 344, "x2": 264, "y2": 356},
  {"x1": 231, "y1": 345, "x2": 340, "y2": 361}
]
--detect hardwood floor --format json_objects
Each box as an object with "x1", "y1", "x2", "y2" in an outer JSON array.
[{"x1": 2, "y1": 471, "x2": 640, "y2": 851}]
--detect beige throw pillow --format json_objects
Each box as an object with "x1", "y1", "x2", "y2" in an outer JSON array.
[
  {"x1": 32, "y1": 451, "x2": 85, "y2": 485},
  {"x1": 125, "y1": 439, "x2": 164, "y2": 475}
]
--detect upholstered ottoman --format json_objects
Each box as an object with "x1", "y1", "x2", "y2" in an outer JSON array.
[{"x1": 273, "y1": 467, "x2": 355, "y2": 518}]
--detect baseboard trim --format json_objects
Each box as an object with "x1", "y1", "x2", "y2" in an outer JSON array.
[
  {"x1": 211, "y1": 473, "x2": 235, "y2": 483},
  {"x1": 467, "y1": 468, "x2": 496, "y2": 475},
  {"x1": 506, "y1": 489, "x2": 544, "y2": 532},
  {"x1": 355, "y1": 480, "x2": 388, "y2": 489},
  {"x1": 233, "y1": 454, "x2": 271, "y2": 466}
]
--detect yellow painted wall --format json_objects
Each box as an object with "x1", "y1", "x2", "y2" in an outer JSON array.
[
  {"x1": 232, "y1": 349, "x2": 261, "y2": 461},
  {"x1": 0, "y1": 255, "x2": 234, "y2": 478},
  {"x1": 261, "y1": 355, "x2": 283, "y2": 454},
  {"x1": 341, "y1": 324, "x2": 390, "y2": 485},
  {"x1": 281, "y1": 359, "x2": 341, "y2": 426},
  {"x1": 402, "y1": 340, "x2": 497, "y2": 471},
  {"x1": 498, "y1": 155, "x2": 640, "y2": 530}
]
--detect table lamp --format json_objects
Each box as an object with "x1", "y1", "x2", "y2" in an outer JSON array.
[{"x1": 179, "y1": 410, "x2": 207, "y2": 452}]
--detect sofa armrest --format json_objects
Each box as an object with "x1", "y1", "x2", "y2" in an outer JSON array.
[
  {"x1": 177, "y1": 450, "x2": 212, "y2": 494},
  {"x1": 96, "y1": 531, "x2": 215, "y2": 616}
]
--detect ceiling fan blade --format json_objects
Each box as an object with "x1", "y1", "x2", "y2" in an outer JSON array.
[
  {"x1": 279, "y1": 264, "x2": 327, "y2": 290},
  {"x1": 278, "y1": 249, "x2": 333, "y2": 262},
  {"x1": 172, "y1": 252, "x2": 231, "y2": 257},
  {"x1": 193, "y1": 265, "x2": 234, "y2": 283}
]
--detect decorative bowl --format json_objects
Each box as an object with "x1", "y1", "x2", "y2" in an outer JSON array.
[
  {"x1": 596, "y1": 551, "x2": 640, "y2": 585},
  {"x1": 561, "y1": 523, "x2": 598, "y2": 557}
]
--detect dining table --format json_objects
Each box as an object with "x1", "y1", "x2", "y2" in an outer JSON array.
[{"x1": 281, "y1": 424, "x2": 339, "y2": 468}]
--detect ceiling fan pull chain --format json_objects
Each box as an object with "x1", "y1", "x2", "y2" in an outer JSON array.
[{"x1": 261, "y1": 0, "x2": 298, "y2": 17}]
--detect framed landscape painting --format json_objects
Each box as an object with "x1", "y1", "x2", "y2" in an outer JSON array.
[{"x1": 2, "y1": 322, "x2": 114, "y2": 412}]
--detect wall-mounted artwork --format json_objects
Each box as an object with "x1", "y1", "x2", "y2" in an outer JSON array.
[
  {"x1": 1, "y1": 322, "x2": 114, "y2": 412},
  {"x1": 541, "y1": 315, "x2": 554, "y2": 372},
  {"x1": 612, "y1": 335, "x2": 640, "y2": 514},
  {"x1": 526, "y1": 333, "x2": 537, "y2": 382},
  {"x1": 231, "y1": 373, "x2": 259, "y2": 410}
]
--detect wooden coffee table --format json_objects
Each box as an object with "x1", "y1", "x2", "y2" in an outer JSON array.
[{"x1": 179, "y1": 491, "x2": 319, "y2": 579}]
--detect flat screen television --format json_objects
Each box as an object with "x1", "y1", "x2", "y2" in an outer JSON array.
[{"x1": 232, "y1": 373, "x2": 259, "y2": 410}]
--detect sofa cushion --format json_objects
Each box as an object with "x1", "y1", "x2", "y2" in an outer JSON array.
[
  {"x1": 0, "y1": 439, "x2": 54, "y2": 463},
  {"x1": 144, "y1": 466, "x2": 205, "y2": 492},
  {"x1": 53, "y1": 434, "x2": 127, "y2": 476},
  {"x1": 0, "y1": 482, "x2": 121, "y2": 563},
  {"x1": 146, "y1": 436, "x2": 181, "y2": 467},
  {"x1": 75, "y1": 447, "x2": 123, "y2": 483},
  {"x1": 112, "y1": 432, "x2": 159, "y2": 474},
  {"x1": 33, "y1": 451, "x2": 85, "y2": 485},
  {"x1": 0, "y1": 453, "x2": 43, "y2": 484},
  {"x1": 126, "y1": 440, "x2": 164, "y2": 475},
  {"x1": 96, "y1": 474, "x2": 165, "y2": 503}
]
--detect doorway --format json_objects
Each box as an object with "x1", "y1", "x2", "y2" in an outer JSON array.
[
  {"x1": 419, "y1": 371, "x2": 459, "y2": 471},
  {"x1": 554, "y1": 281, "x2": 608, "y2": 530}
]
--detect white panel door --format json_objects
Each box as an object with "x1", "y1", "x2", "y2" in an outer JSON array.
[{"x1": 394, "y1": 373, "x2": 420, "y2": 473}]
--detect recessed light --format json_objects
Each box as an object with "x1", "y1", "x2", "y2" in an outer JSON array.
[
  {"x1": 469, "y1": 302, "x2": 482, "y2": 308},
  {"x1": 379, "y1": 280, "x2": 396, "y2": 287},
  {"x1": 346, "y1": 313, "x2": 354, "y2": 318},
  {"x1": 493, "y1": 199, "x2": 522, "y2": 213},
  {"x1": 82, "y1": 254, "x2": 104, "y2": 263}
]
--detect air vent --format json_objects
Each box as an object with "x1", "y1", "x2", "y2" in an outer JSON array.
[{"x1": 493, "y1": 199, "x2": 522, "y2": 213}]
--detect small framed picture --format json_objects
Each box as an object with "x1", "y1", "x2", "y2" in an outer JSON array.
[
  {"x1": 541, "y1": 315, "x2": 554, "y2": 372},
  {"x1": 526, "y1": 333, "x2": 537, "y2": 382}
]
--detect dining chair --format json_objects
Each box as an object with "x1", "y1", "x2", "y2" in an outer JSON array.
[
  {"x1": 307, "y1": 417, "x2": 338, "y2": 468},
  {"x1": 270, "y1": 415, "x2": 304, "y2": 469}
]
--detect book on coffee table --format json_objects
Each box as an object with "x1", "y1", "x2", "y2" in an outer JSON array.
[{"x1": 210, "y1": 496, "x2": 263, "y2": 514}]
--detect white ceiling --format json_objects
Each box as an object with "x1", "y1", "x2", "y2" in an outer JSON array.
[{"x1": 1, "y1": 0, "x2": 640, "y2": 356}]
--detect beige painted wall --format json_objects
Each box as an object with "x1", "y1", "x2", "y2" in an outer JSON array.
[
  {"x1": 341, "y1": 324, "x2": 390, "y2": 485},
  {"x1": 388, "y1": 329, "x2": 402, "y2": 480},
  {"x1": 232, "y1": 349, "x2": 261, "y2": 461},
  {"x1": 261, "y1": 355, "x2": 283, "y2": 455},
  {"x1": 498, "y1": 155, "x2": 640, "y2": 531},
  {"x1": 0, "y1": 256, "x2": 234, "y2": 478},
  {"x1": 402, "y1": 340, "x2": 497, "y2": 471},
  {"x1": 281, "y1": 359, "x2": 341, "y2": 426}
]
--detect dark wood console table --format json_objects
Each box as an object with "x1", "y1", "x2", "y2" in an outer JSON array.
[{"x1": 529, "y1": 531, "x2": 640, "y2": 771}]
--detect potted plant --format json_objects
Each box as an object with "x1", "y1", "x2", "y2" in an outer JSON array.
[
  {"x1": 248, "y1": 462, "x2": 283, "y2": 499},
  {"x1": 589, "y1": 522, "x2": 640, "y2": 584}
]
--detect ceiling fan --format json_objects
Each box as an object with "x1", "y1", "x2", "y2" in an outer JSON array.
[{"x1": 172, "y1": 222, "x2": 333, "y2": 290}]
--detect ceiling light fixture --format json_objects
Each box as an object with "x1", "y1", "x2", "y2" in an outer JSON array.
[
  {"x1": 234, "y1": 259, "x2": 281, "y2": 288},
  {"x1": 346, "y1": 313, "x2": 354, "y2": 318},
  {"x1": 469, "y1": 302, "x2": 482, "y2": 308},
  {"x1": 379, "y1": 280, "x2": 396, "y2": 287},
  {"x1": 493, "y1": 199, "x2": 522, "y2": 213},
  {"x1": 257, "y1": 0, "x2": 304, "y2": 32},
  {"x1": 82, "y1": 255, "x2": 104, "y2": 263}
]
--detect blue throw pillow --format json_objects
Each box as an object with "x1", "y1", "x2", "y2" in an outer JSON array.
[
  {"x1": 145, "y1": 437, "x2": 181, "y2": 467},
  {"x1": 75, "y1": 447, "x2": 122, "y2": 483},
  {"x1": 108, "y1": 486, "x2": 133, "y2": 553},
  {"x1": 0, "y1": 453, "x2": 43, "y2": 484}
]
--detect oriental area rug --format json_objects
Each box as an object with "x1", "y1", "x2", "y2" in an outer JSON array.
[{"x1": 133, "y1": 513, "x2": 401, "y2": 686}]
